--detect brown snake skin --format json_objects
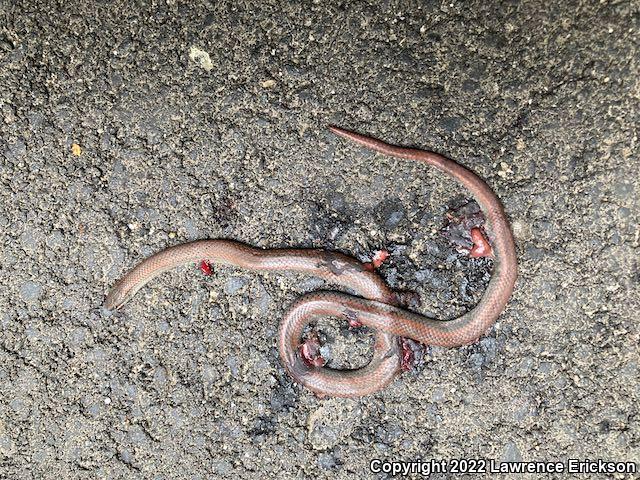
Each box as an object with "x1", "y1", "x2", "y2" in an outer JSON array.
[{"x1": 105, "y1": 126, "x2": 518, "y2": 397}]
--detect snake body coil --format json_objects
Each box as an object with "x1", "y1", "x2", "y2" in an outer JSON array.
[{"x1": 105, "y1": 126, "x2": 518, "y2": 397}]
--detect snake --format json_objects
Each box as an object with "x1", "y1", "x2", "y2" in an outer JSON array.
[{"x1": 105, "y1": 126, "x2": 518, "y2": 397}]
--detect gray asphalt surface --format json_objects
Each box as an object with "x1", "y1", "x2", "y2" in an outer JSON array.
[{"x1": 1, "y1": 1, "x2": 638, "y2": 479}]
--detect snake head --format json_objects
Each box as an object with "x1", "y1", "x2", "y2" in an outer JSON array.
[{"x1": 104, "y1": 282, "x2": 131, "y2": 310}]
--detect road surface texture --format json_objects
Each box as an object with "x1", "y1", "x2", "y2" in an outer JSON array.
[{"x1": 1, "y1": 1, "x2": 638, "y2": 478}]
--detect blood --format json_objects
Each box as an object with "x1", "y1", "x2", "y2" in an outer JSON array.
[
  {"x1": 400, "y1": 339, "x2": 415, "y2": 372},
  {"x1": 199, "y1": 260, "x2": 213, "y2": 275},
  {"x1": 364, "y1": 249, "x2": 390, "y2": 271},
  {"x1": 299, "y1": 332, "x2": 326, "y2": 367},
  {"x1": 469, "y1": 227, "x2": 493, "y2": 258},
  {"x1": 442, "y1": 201, "x2": 494, "y2": 258},
  {"x1": 400, "y1": 338, "x2": 426, "y2": 372}
]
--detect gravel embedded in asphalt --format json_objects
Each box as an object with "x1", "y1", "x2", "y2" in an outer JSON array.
[{"x1": 1, "y1": 1, "x2": 638, "y2": 478}]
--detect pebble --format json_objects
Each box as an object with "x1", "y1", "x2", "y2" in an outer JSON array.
[
  {"x1": 0, "y1": 434, "x2": 14, "y2": 455},
  {"x1": 225, "y1": 355, "x2": 240, "y2": 377},
  {"x1": 431, "y1": 387, "x2": 446, "y2": 403},
  {"x1": 127, "y1": 425, "x2": 148, "y2": 444},
  {"x1": 225, "y1": 276, "x2": 247, "y2": 295},
  {"x1": 378, "y1": 200, "x2": 406, "y2": 229},
  {"x1": 213, "y1": 459, "x2": 233, "y2": 475},
  {"x1": 502, "y1": 441, "x2": 523, "y2": 462},
  {"x1": 317, "y1": 452, "x2": 337, "y2": 470},
  {"x1": 376, "y1": 423, "x2": 404, "y2": 445},
  {"x1": 119, "y1": 449, "x2": 133, "y2": 465},
  {"x1": 257, "y1": 284, "x2": 271, "y2": 314},
  {"x1": 6, "y1": 138, "x2": 26, "y2": 159},
  {"x1": 327, "y1": 191, "x2": 346, "y2": 211},
  {"x1": 19, "y1": 281, "x2": 42, "y2": 302},
  {"x1": 440, "y1": 116, "x2": 462, "y2": 133},
  {"x1": 480, "y1": 337, "x2": 497, "y2": 361}
]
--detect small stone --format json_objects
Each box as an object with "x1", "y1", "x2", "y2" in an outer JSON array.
[
  {"x1": 71, "y1": 143, "x2": 82, "y2": 156},
  {"x1": 189, "y1": 46, "x2": 213, "y2": 71},
  {"x1": 7, "y1": 138, "x2": 26, "y2": 158},
  {"x1": 154, "y1": 366, "x2": 167, "y2": 386},
  {"x1": 431, "y1": 388, "x2": 445, "y2": 403},
  {"x1": 225, "y1": 276, "x2": 247, "y2": 294},
  {"x1": 46, "y1": 230, "x2": 64, "y2": 248},
  {"x1": 440, "y1": 116, "x2": 461, "y2": 132},
  {"x1": 415, "y1": 269, "x2": 433, "y2": 282},
  {"x1": 497, "y1": 162, "x2": 514, "y2": 178},
  {"x1": 317, "y1": 452, "x2": 337, "y2": 470},
  {"x1": 307, "y1": 400, "x2": 361, "y2": 450},
  {"x1": 502, "y1": 441, "x2": 523, "y2": 462},
  {"x1": 226, "y1": 356, "x2": 240, "y2": 377},
  {"x1": 377, "y1": 200, "x2": 406, "y2": 229},
  {"x1": 480, "y1": 337, "x2": 497, "y2": 360},
  {"x1": 20, "y1": 281, "x2": 42, "y2": 302},
  {"x1": 257, "y1": 284, "x2": 271, "y2": 314},
  {"x1": 327, "y1": 191, "x2": 346, "y2": 211},
  {"x1": 213, "y1": 459, "x2": 232, "y2": 475},
  {"x1": 469, "y1": 353, "x2": 485, "y2": 370},
  {"x1": 0, "y1": 434, "x2": 14, "y2": 455},
  {"x1": 119, "y1": 449, "x2": 133, "y2": 464}
]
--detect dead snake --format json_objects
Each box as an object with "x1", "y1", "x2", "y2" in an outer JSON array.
[{"x1": 105, "y1": 126, "x2": 518, "y2": 397}]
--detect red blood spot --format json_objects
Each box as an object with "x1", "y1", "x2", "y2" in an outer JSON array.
[
  {"x1": 400, "y1": 338, "x2": 415, "y2": 372},
  {"x1": 199, "y1": 260, "x2": 213, "y2": 276},
  {"x1": 372, "y1": 249, "x2": 390, "y2": 267},
  {"x1": 364, "y1": 249, "x2": 390, "y2": 271},
  {"x1": 400, "y1": 338, "x2": 425, "y2": 372},
  {"x1": 469, "y1": 228, "x2": 493, "y2": 258},
  {"x1": 299, "y1": 334, "x2": 326, "y2": 367}
]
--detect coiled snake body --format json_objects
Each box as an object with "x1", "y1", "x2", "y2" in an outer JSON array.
[{"x1": 105, "y1": 126, "x2": 517, "y2": 397}]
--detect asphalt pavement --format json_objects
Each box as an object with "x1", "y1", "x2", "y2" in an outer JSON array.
[{"x1": 1, "y1": 1, "x2": 638, "y2": 478}]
